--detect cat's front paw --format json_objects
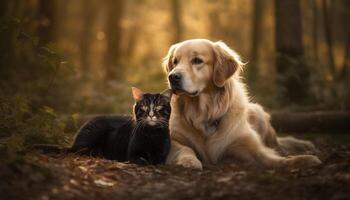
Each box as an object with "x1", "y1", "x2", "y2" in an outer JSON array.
[
  {"x1": 176, "y1": 156, "x2": 203, "y2": 170},
  {"x1": 130, "y1": 157, "x2": 149, "y2": 165}
]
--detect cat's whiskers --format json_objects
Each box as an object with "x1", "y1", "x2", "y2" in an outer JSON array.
[
  {"x1": 154, "y1": 118, "x2": 169, "y2": 128},
  {"x1": 137, "y1": 118, "x2": 149, "y2": 134},
  {"x1": 131, "y1": 120, "x2": 144, "y2": 137}
]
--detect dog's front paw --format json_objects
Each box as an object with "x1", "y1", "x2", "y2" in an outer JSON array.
[
  {"x1": 176, "y1": 156, "x2": 203, "y2": 170},
  {"x1": 300, "y1": 141, "x2": 317, "y2": 153},
  {"x1": 285, "y1": 155, "x2": 322, "y2": 168}
]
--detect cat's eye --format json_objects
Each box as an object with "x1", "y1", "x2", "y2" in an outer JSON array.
[
  {"x1": 191, "y1": 57, "x2": 203, "y2": 65},
  {"x1": 141, "y1": 106, "x2": 148, "y2": 111},
  {"x1": 173, "y1": 58, "x2": 178, "y2": 65},
  {"x1": 155, "y1": 105, "x2": 163, "y2": 111}
]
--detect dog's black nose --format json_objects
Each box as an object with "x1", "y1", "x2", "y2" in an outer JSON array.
[
  {"x1": 169, "y1": 73, "x2": 181, "y2": 82},
  {"x1": 168, "y1": 73, "x2": 182, "y2": 89}
]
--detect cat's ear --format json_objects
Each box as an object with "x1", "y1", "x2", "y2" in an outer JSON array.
[
  {"x1": 161, "y1": 89, "x2": 173, "y2": 99},
  {"x1": 132, "y1": 87, "x2": 143, "y2": 101}
]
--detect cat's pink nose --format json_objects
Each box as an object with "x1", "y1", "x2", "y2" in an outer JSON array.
[{"x1": 147, "y1": 116, "x2": 157, "y2": 121}]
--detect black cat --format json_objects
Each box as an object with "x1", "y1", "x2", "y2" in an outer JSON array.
[{"x1": 65, "y1": 87, "x2": 172, "y2": 165}]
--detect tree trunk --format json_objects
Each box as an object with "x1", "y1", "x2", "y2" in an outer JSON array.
[
  {"x1": 171, "y1": 0, "x2": 182, "y2": 43},
  {"x1": 64, "y1": 111, "x2": 350, "y2": 134},
  {"x1": 37, "y1": 0, "x2": 56, "y2": 45},
  {"x1": 209, "y1": 11, "x2": 219, "y2": 39},
  {"x1": 271, "y1": 111, "x2": 350, "y2": 133},
  {"x1": 80, "y1": 0, "x2": 94, "y2": 80},
  {"x1": 312, "y1": 0, "x2": 319, "y2": 62},
  {"x1": 104, "y1": 0, "x2": 124, "y2": 80},
  {"x1": 0, "y1": 1, "x2": 9, "y2": 19},
  {"x1": 321, "y1": 0, "x2": 336, "y2": 75},
  {"x1": 125, "y1": 25, "x2": 138, "y2": 60},
  {"x1": 339, "y1": 34, "x2": 350, "y2": 80},
  {"x1": 274, "y1": 0, "x2": 309, "y2": 104},
  {"x1": 339, "y1": 0, "x2": 350, "y2": 80},
  {"x1": 248, "y1": 0, "x2": 265, "y2": 85}
]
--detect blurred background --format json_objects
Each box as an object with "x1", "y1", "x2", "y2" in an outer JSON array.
[{"x1": 0, "y1": 0, "x2": 349, "y2": 158}]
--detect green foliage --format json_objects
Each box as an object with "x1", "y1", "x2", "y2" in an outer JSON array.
[
  {"x1": 308, "y1": 65, "x2": 350, "y2": 110},
  {"x1": 0, "y1": 19, "x2": 75, "y2": 163},
  {"x1": 0, "y1": 19, "x2": 76, "y2": 112},
  {"x1": 0, "y1": 95, "x2": 70, "y2": 163}
]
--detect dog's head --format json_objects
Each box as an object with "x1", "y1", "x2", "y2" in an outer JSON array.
[{"x1": 163, "y1": 39, "x2": 243, "y2": 96}]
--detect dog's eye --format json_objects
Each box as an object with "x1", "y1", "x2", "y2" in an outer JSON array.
[
  {"x1": 191, "y1": 57, "x2": 203, "y2": 65},
  {"x1": 173, "y1": 58, "x2": 178, "y2": 65}
]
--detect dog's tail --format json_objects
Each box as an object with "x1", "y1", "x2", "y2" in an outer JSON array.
[
  {"x1": 276, "y1": 136, "x2": 316, "y2": 154},
  {"x1": 265, "y1": 115, "x2": 316, "y2": 154},
  {"x1": 248, "y1": 103, "x2": 316, "y2": 155}
]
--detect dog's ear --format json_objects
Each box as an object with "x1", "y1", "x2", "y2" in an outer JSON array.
[
  {"x1": 212, "y1": 41, "x2": 243, "y2": 87},
  {"x1": 162, "y1": 43, "x2": 180, "y2": 73}
]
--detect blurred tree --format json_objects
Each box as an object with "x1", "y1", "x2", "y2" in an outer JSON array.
[
  {"x1": 124, "y1": 25, "x2": 138, "y2": 61},
  {"x1": 275, "y1": 0, "x2": 310, "y2": 104},
  {"x1": 0, "y1": 1, "x2": 10, "y2": 19},
  {"x1": 104, "y1": 0, "x2": 124, "y2": 80},
  {"x1": 339, "y1": 0, "x2": 350, "y2": 80},
  {"x1": 122, "y1": 0, "x2": 142, "y2": 62},
  {"x1": 312, "y1": 0, "x2": 319, "y2": 62},
  {"x1": 171, "y1": 0, "x2": 183, "y2": 42},
  {"x1": 249, "y1": 0, "x2": 266, "y2": 86},
  {"x1": 321, "y1": 0, "x2": 336, "y2": 75},
  {"x1": 80, "y1": 0, "x2": 95, "y2": 80},
  {"x1": 37, "y1": 0, "x2": 56, "y2": 45},
  {"x1": 341, "y1": 32, "x2": 350, "y2": 80},
  {"x1": 208, "y1": 3, "x2": 220, "y2": 39}
]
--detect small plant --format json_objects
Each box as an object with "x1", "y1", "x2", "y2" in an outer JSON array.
[{"x1": 0, "y1": 95, "x2": 70, "y2": 163}]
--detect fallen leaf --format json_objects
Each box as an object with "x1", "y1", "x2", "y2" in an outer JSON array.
[
  {"x1": 94, "y1": 179, "x2": 115, "y2": 187},
  {"x1": 78, "y1": 166, "x2": 88, "y2": 172},
  {"x1": 217, "y1": 176, "x2": 232, "y2": 183}
]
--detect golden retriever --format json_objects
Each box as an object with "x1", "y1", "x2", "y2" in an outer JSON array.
[{"x1": 162, "y1": 39, "x2": 321, "y2": 170}]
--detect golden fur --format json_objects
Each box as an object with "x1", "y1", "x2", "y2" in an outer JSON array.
[{"x1": 163, "y1": 39, "x2": 321, "y2": 170}]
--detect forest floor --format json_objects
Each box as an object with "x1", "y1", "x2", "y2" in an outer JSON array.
[{"x1": 1, "y1": 134, "x2": 350, "y2": 200}]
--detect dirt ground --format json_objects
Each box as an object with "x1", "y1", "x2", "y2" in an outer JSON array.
[{"x1": 1, "y1": 134, "x2": 350, "y2": 200}]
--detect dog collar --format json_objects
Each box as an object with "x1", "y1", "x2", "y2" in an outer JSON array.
[{"x1": 205, "y1": 117, "x2": 222, "y2": 136}]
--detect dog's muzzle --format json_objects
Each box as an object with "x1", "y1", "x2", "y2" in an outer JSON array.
[{"x1": 168, "y1": 73, "x2": 182, "y2": 91}]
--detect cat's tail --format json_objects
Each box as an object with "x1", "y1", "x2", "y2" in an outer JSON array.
[
  {"x1": 31, "y1": 144, "x2": 92, "y2": 155},
  {"x1": 30, "y1": 144, "x2": 71, "y2": 154}
]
